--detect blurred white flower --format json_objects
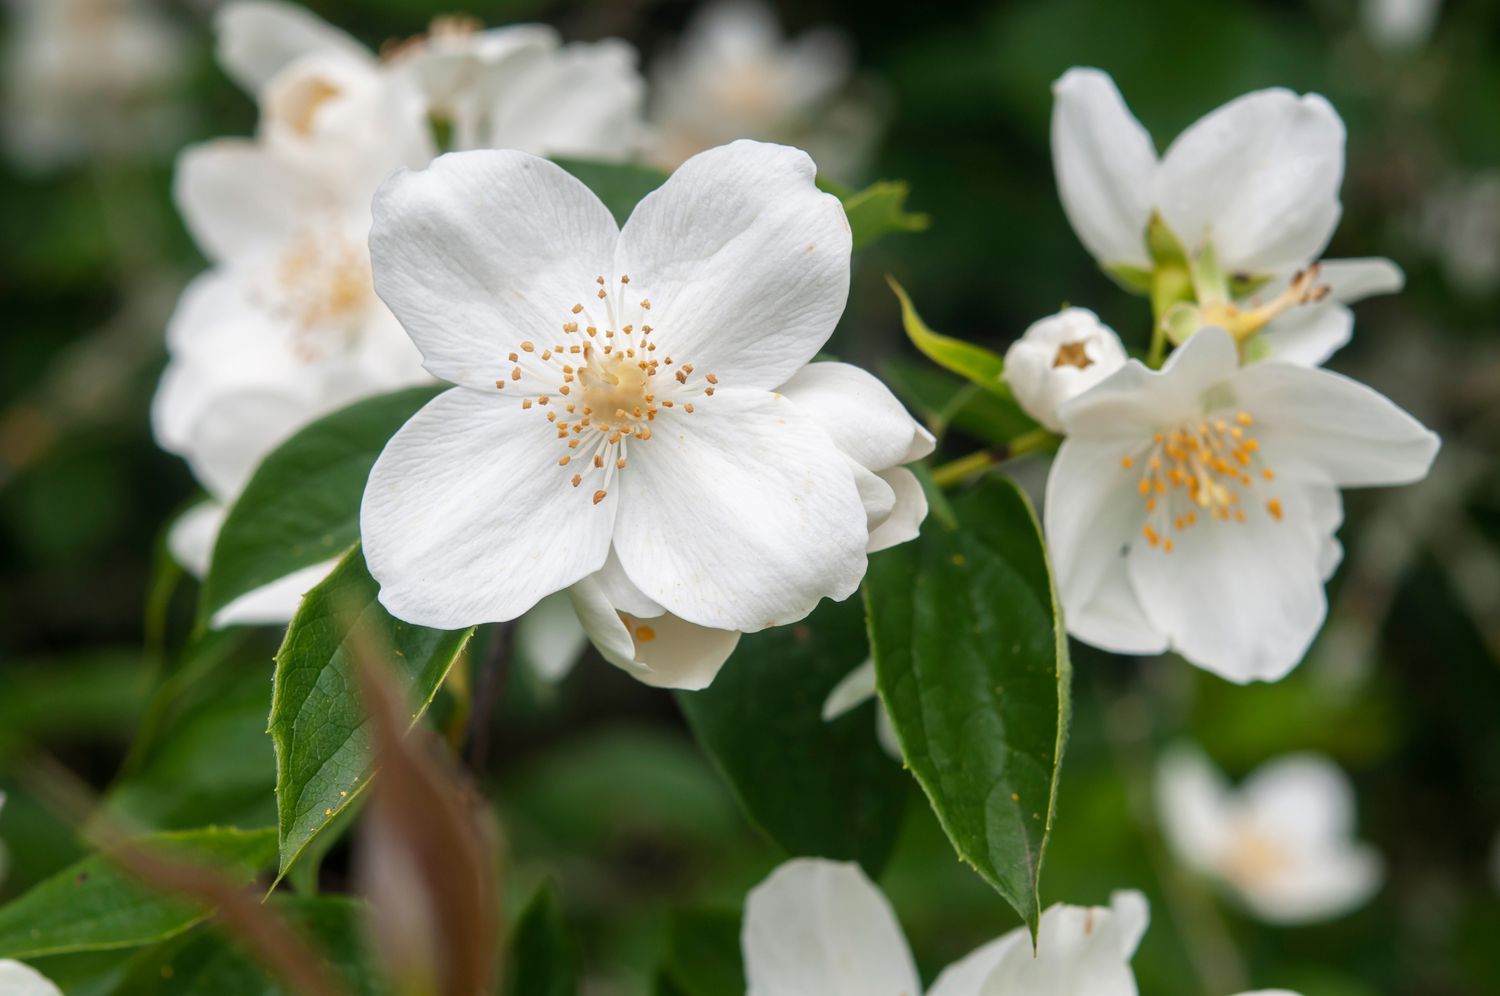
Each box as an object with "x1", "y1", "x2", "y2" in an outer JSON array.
[
  {"x1": 1004, "y1": 307, "x2": 1128, "y2": 432},
  {"x1": 1157, "y1": 745, "x2": 1383, "y2": 924},
  {"x1": 648, "y1": 0, "x2": 882, "y2": 180},
  {"x1": 2, "y1": 0, "x2": 185, "y2": 170},
  {"x1": 1418, "y1": 172, "x2": 1500, "y2": 297},
  {"x1": 0, "y1": 961, "x2": 62, "y2": 996},
  {"x1": 1050, "y1": 68, "x2": 1402, "y2": 366},
  {"x1": 1362, "y1": 0, "x2": 1443, "y2": 52},
  {"x1": 386, "y1": 16, "x2": 646, "y2": 159},
  {"x1": 742, "y1": 858, "x2": 1148, "y2": 995},
  {"x1": 1045, "y1": 327, "x2": 1438, "y2": 682},
  {"x1": 822, "y1": 660, "x2": 900, "y2": 758},
  {"x1": 360, "y1": 141, "x2": 929, "y2": 689}
]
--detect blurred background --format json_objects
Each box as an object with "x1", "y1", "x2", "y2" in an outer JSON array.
[{"x1": 1, "y1": 0, "x2": 1498, "y2": 994}]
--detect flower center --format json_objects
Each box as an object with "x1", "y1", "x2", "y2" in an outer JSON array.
[
  {"x1": 1120, "y1": 410, "x2": 1283, "y2": 554},
  {"x1": 266, "y1": 226, "x2": 374, "y2": 359},
  {"x1": 1201, "y1": 263, "x2": 1331, "y2": 343},
  {"x1": 493, "y1": 274, "x2": 718, "y2": 505},
  {"x1": 1220, "y1": 826, "x2": 1292, "y2": 890},
  {"x1": 1052, "y1": 340, "x2": 1094, "y2": 370}
]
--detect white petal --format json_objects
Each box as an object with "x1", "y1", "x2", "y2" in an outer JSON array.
[
  {"x1": 866, "y1": 467, "x2": 927, "y2": 553},
  {"x1": 1240, "y1": 754, "x2": 1359, "y2": 847},
  {"x1": 1127, "y1": 481, "x2": 1328, "y2": 683},
  {"x1": 174, "y1": 141, "x2": 327, "y2": 263},
  {"x1": 1050, "y1": 68, "x2": 1157, "y2": 270},
  {"x1": 214, "y1": 0, "x2": 370, "y2": 97},
  {"x1": 595, "y1": 547, "x2": 666, "y2": 619},
  {"x1": 514, "y1": 591, "x2": 588, "y2": 683},
  {"x1": 927, "y1": 932, "x2": 1027, "y2": 996},
  {"x1": 1044, "y1": 438, "x2": 1166, "y2": 656},
  {"x1": 0, "y1": 961, "x2": 63, "y2": 996},
  {"x1": 974, "y1": 890, "x2": 1147, "y2": 996},
  {"x1": 614, "y1": 140, "x2": 851, "y2": 390},
  {"x1": 1233, "y1": 362, "x2": 1440, "y2": 488},
  {"x1": 361, "y1": 387, "x2": 616, "y2": 628},
  {"x1": 1056, "y1": 328, "x2": 1241, "y2": 440},
  {"x1": 1258, "y1": 301, "x2": 1352, "y2": 367},
  {"x1": 568, "y1": 577, "x2": 738, "y2": 690},
  {"x1": 1004, "y1": 307, "x2": 1129, "y2": 432},
  {"x1": 1155, "y1": 90, "x2": 1344, "y2": 274},
  {"x1": 213, "y1": 560, "x2": 334, "y2": 628},
  {"x1": 742, "y1": 859, "x2": 921, "y2": 996},
  {"x1": 776, "y1": 362, "x2": 930, "y2": 472},
  {"x1": 368, "y1": 150, "x2": 619, "y2": 391},
  {"x1": 822, "y1": 659, "x2": 877, "y2": 721},
  {"x1": 1155, "y1": 744, "x2": 1234, "y2": 874},
  {"x1": 1319, "y1": 257, "x2": 1405, "y2": 303},
  {"x1": 485, "y1": 40, "x2": 646, "y2": 160},
  {"x1": 612, "y1": 389, "x2": 868, "y2": 632},
  {"x1": 168, "y1": 501, "x2": 226, "y2": 578},
  {"x1": 1236, "y1": 843, "x2": 1383, "y2": 924},
  {"x1": 850, "y1": 461, "x2": 898, "y2": 536}
]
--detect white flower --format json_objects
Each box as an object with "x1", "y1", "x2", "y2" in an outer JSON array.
[
  {"x1": 0, "y1": 961, "x2": 62, "y2": 996},
  {"x1": 1004, "y1": 307, "x2": 1127, "y2": 432},
  {"x1": 648, "y1": 0, "x2": 881, "y2": 179},
  {"x1": 742, "y1": 858, "x2": 1148, "y2": 996},
  {"x1": 1157, "y1": 745, "x2": 1383, "y2": 924},
  {"x1": 2, "y1": 0, "x2": 185, "y2": 171},
  {"x1": 360, "y1": 141, "x2": 930, "y2": 689},
  {"x1": 1050, "y1": 67, "x2": 1402, "y2": 366},
  {"x1": 1362, "y1": 0, "x2": 1443, "y2": 52},
  {"x1": 386, "y1": 17, "x2": 646, "y2": 160},
  {"x1": 822, "y1": 660, "x2": 900, "y2": 758},
  {"x1": 1045, "y1": 326, "x2": 1438, "y2": 682}
]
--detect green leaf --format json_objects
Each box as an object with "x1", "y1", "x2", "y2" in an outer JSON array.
[
  {"x1": 270, "y1": 543, "x2": 473, "y2": 878},
  {"x1": 0, "y1": 827, "x2": 276, "y2": 959},
  {"x1": 553, "y1": 158, "x2": 668, "y2": 226},
  {"x1": 657, "y1": 909, "x2": 744, "y2": 996},
  {"x1": 887, "y1": 277, "x2": 1010, "y2": 399},
  {"x1": 505, "y1": 881, "x2": 576, "y2": 996},
  {"x1": 864, "y1": 476, "x2": 1071, "y2": 934},
  {"x1": 201, "y1": 386, "x2": 442, "y2": 624},
  {"x1": 112, "y1": 897, "x2": 388, "y2": 995},
  {"x1": 676, "y1": 597, "x2": 911, "y2": 876},
  {"x1": 881, "y1": 360, "x2": 1036, "y2": 447},
  {"x1": 841, "y1": 180, "x2": 931, "y2": 252}
]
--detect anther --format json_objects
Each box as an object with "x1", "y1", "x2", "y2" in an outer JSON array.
[{"x1": 593, "y1": 489, "x2": 607, "y2": 505}]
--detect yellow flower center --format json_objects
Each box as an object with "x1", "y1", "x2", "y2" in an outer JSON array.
[
  {"x1": 1120, "y1": 410, "x2": 1283, "y2": 554},
  {"x1": 1052, "y1": 340, "x2": 1095, "y2": 370},
  {"x1": 494, "y1": 274, "x2": 719, "y2": 505},
  {"x1": 1220, "y1": 826, "x2": 1292, "y2": 891},
  {"x1": 269, "y1": 226, "x2": 374, "y2": 358},
  {"x1": 1201, "y1": 263, "x2": 1331, "y2": 343}
]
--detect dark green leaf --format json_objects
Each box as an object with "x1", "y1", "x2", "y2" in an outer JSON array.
[
  {"x1": 0, "y1": 828, "x2": 276, "y2": 959},
  {"x1": 270, "y1": 544, "x2": 473, "y2": 877},
  {"x1": 888, "y1": 278, "x2": 1010, "y2": 399},
  {"x1": 505, "y1": 881, "x2": 576, "y2": 996},
  {"x1": 202, "y1": 386, "x2": 442, "y2": 624},
  {"x1": 553, "y1": 158, "x2": 667, "y2": 226},
  {"x1": 676, "y1": 597, "x2": 911, "y2": 876},
  {"x1": 881, "y1": 360, "x2": 1037, "y2": 447},
  {"x1": 842, "y1": 180, "x2": 931, "y2": 252},
  {"x1": 865, "y1": 476, "x2": 1070, "y2": 934},
  {"x1": 658, "y1": 909, "x2": 743, "y2": 996}
]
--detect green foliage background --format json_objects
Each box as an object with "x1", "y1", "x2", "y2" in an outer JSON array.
[{"x1": 1, "y1": 0, "x2": 1498, "y2": 994}]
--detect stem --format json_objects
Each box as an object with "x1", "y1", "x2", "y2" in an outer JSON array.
[
  {"x1": 465, "y1": 623, "x2": 513, "y2": 773},
  {"x1": 929, "y1": 428, "x2": 1056, "y2": 489}
]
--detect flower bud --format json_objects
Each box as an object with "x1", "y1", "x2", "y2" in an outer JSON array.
[{"x1": 1003, "y1": 307, "x2": 1126, "y2": 432}]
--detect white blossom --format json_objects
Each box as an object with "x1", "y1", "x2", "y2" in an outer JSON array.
[
  {"x1": 0, "y1": 960, "x2": 62, "y2": 996},
  {"x1": 648, "y1": 0, "x2": 881, "y2": 180},
  {"x1": 360, "y1": 141, "x2": 930, "y2": 689},
  {"x1": 1157, "y1": 745, "x2": 1383, "y2": 924},
  {"x1": 1004, "y1": 307, "x2": 1127, "y2": 432},
  {"x1": 1050, "y1": 68, "x2": 1402, "y2": 366},
  {"x1": 2, "y1": 0, "x2": 185, "y2": 170},
  {"x1": 1045, "y1": 326, "x2": 1438, "y2": 682}
]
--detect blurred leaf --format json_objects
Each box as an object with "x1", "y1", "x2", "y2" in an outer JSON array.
[
  {"x1": 553, "y1": 158, "x2": 667, "y2": 225},
  {"x1": 843, "y1": 180, "x2": 931, "y2": 252},
  {"x1": 888, "y1": 277, "x2": 1010, "y2": 398},
  {"x1": 676, "y1": 597, "x2": 911, "y2": 876},
  {"x1": 657, "y1": 909, "x2": 743, "y2": 996},
  {"x1": 0, "y1": 649, "x2": 151, "y2": 761},
  {"x1": 865, "y1": 476, "x2": 1070, "y2": 934},
  {"x1": 0, "y1": 827, "x2": 276, "y2": 959},
  {"x1": 202, "y1": 386, "x2": 442, "y2": 624},
  {"x1": 881, "y1": 360, "x2": 1036, "y2": 446},
  {"x1": 270, "y1": 544, "x2": 473, "y2": 879},
  {"x1": 505, "y1": 882, "x2": 576, "y2": 996},
  {"x1": 112, "y1": 897, "x2": 387, "y2": 996}
]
